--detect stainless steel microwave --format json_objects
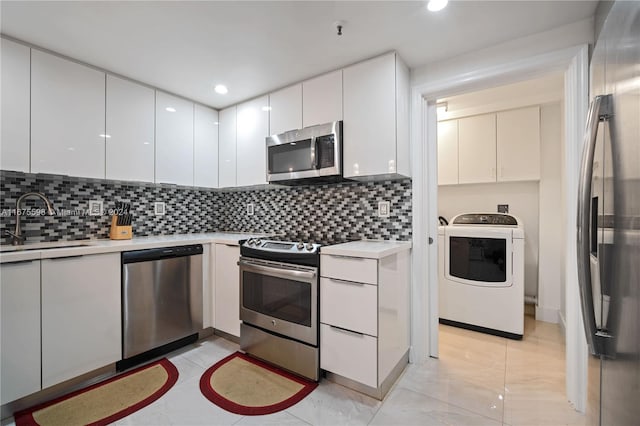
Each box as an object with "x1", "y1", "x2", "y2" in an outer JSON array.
[{"x1": 266, "y1": 121, "x2": 342, "y2": 184}]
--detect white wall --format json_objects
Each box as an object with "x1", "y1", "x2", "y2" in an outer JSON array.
[
  {"x1": 438, "y1": 181, "x2": 540, "y2": 298},
  {"x1": 538, "y1": 102, "x2": 565, "y2": 323},
  {"x1": 411, "y1": 18, "x2": 594, "y2": 90}
]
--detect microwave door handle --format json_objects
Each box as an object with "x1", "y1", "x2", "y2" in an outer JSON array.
[
  {"x1": 577, "y1": 94, "x2": 613, "y2": 357},
  {"x1": 312, "y1": 137, "x2": 319, "y2": 169}
]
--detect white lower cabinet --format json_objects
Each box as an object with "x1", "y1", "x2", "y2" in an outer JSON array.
[
  {"x1": 214, "y1": 244, "x2": 241, "y2": 337},
  {"x1": 41, "y1": 253, "x2": 121, "y2": 388},
  {"x1": 1, "y1": 260, "x2": 41, "y2": 404},
  {"x1": 320, "y1": 324, "x2": 377, "y2": 388},
  {"x1": 320, "y1": 249, "x2": 410, "y2": 397}
]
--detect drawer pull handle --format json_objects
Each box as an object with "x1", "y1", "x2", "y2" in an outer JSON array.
[
  {"x1": 329, "y1": 325, "x2": 364, "y2": 337},
  {"x1": 328, "y1": 278, "x2": 365, "y2": 286},
  {"x1": 328, "y1": 255, "x2": 367, "y2": 260}
]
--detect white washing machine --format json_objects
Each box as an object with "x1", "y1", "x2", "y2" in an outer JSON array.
[{"x1": 438, "y1": 213, "x2": 524, "y2": 339}]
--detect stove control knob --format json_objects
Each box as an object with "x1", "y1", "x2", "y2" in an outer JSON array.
[
  {"x1": 247, "y1": 239, "x2": 254, "y2": 246},
  {"x1": 305, "y1": 243, "x2": 314, "y2": 251},
  {"x1": 256, "y1": 239, "x2": 262, "y2": 246},
  {"x1": 297, "y1": 242, "x2": 304, "y2": 250}
]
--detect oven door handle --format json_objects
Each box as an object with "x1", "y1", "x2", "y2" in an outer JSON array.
[{"x1": 238, "y1": 259, "x2": 317, "y2": 281}]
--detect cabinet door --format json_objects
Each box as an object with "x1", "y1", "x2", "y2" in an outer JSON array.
[
  {"x1": 194, "y1": 105, "x2": 219, "y2": 188},
  {"x1": 1, "y1": 39, "x2": 30, "y2": 172},
  {"x1": 458, "y1": 114, "x2": 496, "y2": 184},
  {"x1": 497, "y1": 106, "x2": 540, "y2": 182},
  {"x1": 155, "y1": 91, "x2": 194, "y2": 186},
  {"x1": 41, "y1": 253, "x2": 121, "y2": 388},
  {"x1": 31, "y1": 50, "x2": 106, "y2": 178},
  {"x1": 437, "y1": 120, "x2": 459, "y2": 185},
  {"x1": 303, "y1": 70, "x2": 343, "y2": 128},
  {"x1": 269, "y1": 84, "x2": 302, "y2": 136},
  {"x1": 1, "y1": 260, "x2": 41, "y2": 404},
  {"x1": 236, "y1": 96, "x2": 269, "y2": 187},
  {"x1": 343, "y1": 53, "x2": 396, "y2": 178},
  {"x1": 214, "y1": 244, "x2": 241, "y2": 337},
  {"x1": 105, "y1": 75, "x2": 155, "y2": 182},
  {"x1": 218, "y1": 106, "x2": 237, "y2": 188}
]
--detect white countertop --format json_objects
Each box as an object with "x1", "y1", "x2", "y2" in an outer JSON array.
[
  {"x1": 321, "y1": 240, "x2": 411, "y2": 259},
  {"x1": 0, "y1": 232, "x2": 268, "y2": 264}
]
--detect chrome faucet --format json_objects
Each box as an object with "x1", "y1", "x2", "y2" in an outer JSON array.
[{"x1": 6, "y1": 192, "x2": 55, "y2": 245}]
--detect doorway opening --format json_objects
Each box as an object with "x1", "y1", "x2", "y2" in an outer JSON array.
[
  {"x1": 409, "y1": 45, "x2": 590, "y2": 413},
  {"x1": 432, "y1": 73, "x2": 580, "y2": 424}
]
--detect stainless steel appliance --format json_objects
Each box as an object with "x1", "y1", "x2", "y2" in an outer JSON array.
[
  {"x1": 120, "y1": 244, "x2": 203, "y2": 370},
  {"x1": 239, "y1": 238, "x2": 320, "y2": 380},
  {"x1": 266, "y1": 120, "x2": 343, "y2": 184},
  {"x1": 577, "y1": 2, "x2": 639, "y2": 424}
]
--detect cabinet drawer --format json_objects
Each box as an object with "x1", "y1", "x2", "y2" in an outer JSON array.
[
  {"x1": 320, "y1": 323, "x2": 377, "y2": 388},
  {"x1": 320, "y1": 277, "x2": 377, "y2": 336},
  {"x1": 321, "y1": 254, "x2": 377, "y2": 285}
]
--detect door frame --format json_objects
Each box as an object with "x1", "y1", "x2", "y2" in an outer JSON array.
[{"x1": 409, "y1": 44, "x2": 590, "y2": 411}]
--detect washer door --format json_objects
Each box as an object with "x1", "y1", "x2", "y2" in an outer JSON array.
[{"x1": 445, "y1": 226, "x2": 513, "y2": 288}]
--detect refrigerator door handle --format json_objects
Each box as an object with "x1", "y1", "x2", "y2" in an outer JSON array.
[{"x1": 577, "y1": 94, "x2": 613, "y2": 357}]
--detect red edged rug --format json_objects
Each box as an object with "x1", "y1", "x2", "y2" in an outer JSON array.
[
  {"x1": 14, "y1": 358, "x2": 178, "y2": 426},
  {"x1": 199, "y1": 352, "x2": 318, "y2": 415}
]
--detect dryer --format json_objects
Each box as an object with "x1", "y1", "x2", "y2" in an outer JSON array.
[{"x1": 438, "y1": 213, "x2": 524, "y2": 339}]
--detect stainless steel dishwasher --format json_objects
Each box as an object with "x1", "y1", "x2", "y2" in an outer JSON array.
[{"x1": 120, "y1": 244, "x2": 203, "y2": 369}]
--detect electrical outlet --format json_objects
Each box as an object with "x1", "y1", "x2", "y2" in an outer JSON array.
[
  {"x1": 154, "y1": 202, "x2": 166, "y2": 216},
  {"x1": 88, "y1": 200, "x2": 103, "y2": 216},
  {"x1": 247, "y1": 203, "x2": 254, "y2": 216},
  {"x1": 378, "y1": 201, "x2": 390, "y2": 218},
  {"x1": 498, "y1": 204, "x2": 509, "y2": 213}
]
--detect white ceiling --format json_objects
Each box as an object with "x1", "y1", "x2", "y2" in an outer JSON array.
[{"x1": 1, "y1": 1, "x2": 597, "y2": 109}]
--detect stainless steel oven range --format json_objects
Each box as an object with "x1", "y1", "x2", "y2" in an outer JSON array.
[{"x1": 239, "y1": 239, "x2": 320, "y2": 381}]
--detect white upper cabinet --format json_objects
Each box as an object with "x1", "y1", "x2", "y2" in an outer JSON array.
[
  {"x1": 302, "y1": 70, "x2": 343, "y2": 127},
  {"x1": 194, "y1": 105, "x2": 219, "y2": 188},
  {"x1": 155, "y1": 91, "x2": 194, "y2": 186},
  {"x1": 496, "y1": 106, "x2": 540, "y2": 182},
  {"x1": 1, "y1": 39, "x2": 30, "y2": 172},
  {"x1": 31, "y1": 50, "x2": 106, "y2": 178},
  {"x1": 105, "y1": 75, "x2": 155, "y2": 182},
  {"x1": 218, "y1": 106, "x2": 237, "y2": 188},
  {"x1": 343, "y1": 52, "x2": 410, "y2": 179},
  {"x1": 458, "y1": 114, "x2": 497, "y2": 184},
  {"x1": 269, "y1": 84, "x2": 302, "y2": 136},
  {"x1": 437, "y1": 120, "x2": 459, "y2": 185},
  {"x1": 236, "y1": 96, "x2": 269, "y2": 187}
]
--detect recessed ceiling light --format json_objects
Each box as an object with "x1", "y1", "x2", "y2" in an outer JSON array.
[
  {"x1": 262, "y1": 106, "x2": 272, "y2": 112},
  {"x1": 214, "y1": 84, "x2": 228, "y2": 94},
  {"x1": 165, "y1": 107, "x2": 176, "y2": 112},
  {"x1": 143, "y1": 141, "x2": 150, "y2": 145},
  {"x1": 427, "y1": 0, "x2": 448, "y2": 12},
  {"x1": 213, "y1": 121, "x2": 219, "y2": 125},
  {"x1": 99, "y1": 134, "x2": 111, "y2": 138}
]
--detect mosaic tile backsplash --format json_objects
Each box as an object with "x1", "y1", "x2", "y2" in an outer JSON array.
[{"x1": 0, "y1": 170, "x2": 412, "y2": 245}]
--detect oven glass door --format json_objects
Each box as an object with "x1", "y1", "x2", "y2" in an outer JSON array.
[
  {"x1": 445, "y1": 228, "x2": 513, "y2": 287},
  {"x1": 239, "y1": 258, "x2": 318, "y2": 346}
]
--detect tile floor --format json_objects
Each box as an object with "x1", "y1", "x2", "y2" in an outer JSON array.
[{"x1": 4, "y1": 316, "x2": 586, "y2": 425}]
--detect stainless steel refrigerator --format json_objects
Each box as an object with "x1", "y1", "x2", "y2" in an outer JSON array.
[{"x1": 577, "y1": 1, "x2": 639, "y2": 425}]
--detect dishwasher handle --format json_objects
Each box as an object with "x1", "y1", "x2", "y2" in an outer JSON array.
[{"x1": 122, "y1": 244, "x2": 204, "y2": 263}]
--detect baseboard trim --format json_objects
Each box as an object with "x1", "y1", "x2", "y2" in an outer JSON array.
[{"x1": 535, "y1": 306, "x2": 560, "y2": 324}]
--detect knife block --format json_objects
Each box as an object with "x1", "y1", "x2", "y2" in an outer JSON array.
[{"x1": 109, "y1": 216, "x2": 133, "y2": 240}]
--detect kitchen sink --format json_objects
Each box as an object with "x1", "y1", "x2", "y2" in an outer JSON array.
[{"x1": 0, "y1": 240, "x2": 93, "y2": 253}]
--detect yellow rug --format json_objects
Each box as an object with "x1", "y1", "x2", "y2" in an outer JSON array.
[
  {"x1": 15, "y1": 358, "x2": 178, "y2": 426},
  {"x1": 199, "y1": 352, "x2": 317, "y2": 415}
]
